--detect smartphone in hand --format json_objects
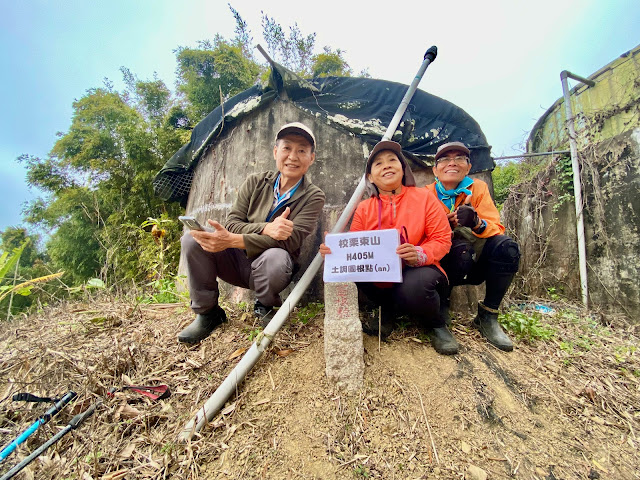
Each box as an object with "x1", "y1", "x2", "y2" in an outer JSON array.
[{"x1": 178, "y1": 216, "x2": 205, "y2": 231}]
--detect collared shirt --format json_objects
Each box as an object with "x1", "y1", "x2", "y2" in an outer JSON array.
[{"x1": 266, "y1": 173, "x2": 302, "y2": 221}]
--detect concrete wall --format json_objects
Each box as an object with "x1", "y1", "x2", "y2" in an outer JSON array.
[
  {"x1": 506, "y1": 44, "x2": 640, "y2": 317},
  {"x1": 179, "y1": 98, "x2": 493, "y2": 312}
]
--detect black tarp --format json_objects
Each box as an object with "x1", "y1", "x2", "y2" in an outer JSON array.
[{"x1": 153, "y1": 63, "x2": 492, "y2": 204}]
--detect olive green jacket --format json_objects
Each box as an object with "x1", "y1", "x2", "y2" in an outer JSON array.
[{"x1": 225, "y1": 171, "x2": 325, "y2": 261}]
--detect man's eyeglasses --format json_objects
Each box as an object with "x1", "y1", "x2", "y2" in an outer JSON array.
[{"x1": 436, "y1": 155, "x2": 469, "y2": 166}]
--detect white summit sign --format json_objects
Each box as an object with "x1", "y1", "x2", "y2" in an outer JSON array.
[{"x1": 323, "y1": 229, "x2": 403, "y2": 283}]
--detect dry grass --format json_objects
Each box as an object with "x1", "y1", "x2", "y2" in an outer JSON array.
[{"x1": 1, "y1": 294, "x2": 639, "y2": 479}]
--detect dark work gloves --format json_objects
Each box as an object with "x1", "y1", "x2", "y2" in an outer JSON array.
[{"x1": 456, "y1": 205, "x2": 479, "y2": 229}]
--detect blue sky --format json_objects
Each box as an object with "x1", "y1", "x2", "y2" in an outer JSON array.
[{"x1": 1, "y1": 0, "x2": 638, "y2": 236}]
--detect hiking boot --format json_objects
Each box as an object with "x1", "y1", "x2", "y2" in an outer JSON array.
[
  {"x1": 473, "y1": 302, "x2": 513, "y2": 351},
  {"x1": 178, "y1": 305, "x2": 227, "y2": 344},
  {"x1": 254, "y1": 301, "x2": 276, "y2": 328},
  {"x1": 440, "y1": 300, "x2": 452, "y2": 327},
  {"x1": 362, "y1": 307, "x2": 394, "y2": 340},
  {"x1": 427, "y1": 326, "x2": 459, "y2": 355}
]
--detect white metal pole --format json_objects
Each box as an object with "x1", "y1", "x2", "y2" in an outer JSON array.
[
  {"x1": 179, "y1": 46, "x2": 438, "y2": 441},
  {"x1": 560, "y1": 70, "x2": 595, "y2": 308}
]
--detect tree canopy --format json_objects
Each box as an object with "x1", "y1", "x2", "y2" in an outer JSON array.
[
  {"x1": 175, "y1": 38, "x2": 262, "y2": 123},
  {"x1": 20, "y1": 78, "x2": 185, "y2": 286},
  {"x1": 12, "y1": 5, "x2": 355, "y2": 312}
]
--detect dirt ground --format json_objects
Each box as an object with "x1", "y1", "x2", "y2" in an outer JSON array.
[{"x1": 0, "y1": 296, "x2": 639, "y2": 479}]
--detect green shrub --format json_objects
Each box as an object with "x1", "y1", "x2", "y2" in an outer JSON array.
[
  {"x1": 498, "y1": 309, "x2": 554, "y2": 342},
  {"x1": 293, "y1": 302, "x2": 324, "y2": 324}
]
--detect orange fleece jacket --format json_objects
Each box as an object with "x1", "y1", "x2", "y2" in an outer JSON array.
[
  {"x1": 425, "y1": 179, "x2": 505, "y2": 238},
  {"x1": 351, "y1": 186, "x2": 452, "y2": 274}
]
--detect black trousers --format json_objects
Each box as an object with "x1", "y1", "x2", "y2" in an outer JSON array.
[
  {"x1": 440, "y1": 234, "x2": 520, "y2": 310},
  {"x1": 356, "y1": 265, "x2": 448, "y2": 328}
]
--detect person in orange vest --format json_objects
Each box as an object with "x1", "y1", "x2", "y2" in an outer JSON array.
[{"x1": 426, "y1": 142, "x2": 520, "y2": 351}]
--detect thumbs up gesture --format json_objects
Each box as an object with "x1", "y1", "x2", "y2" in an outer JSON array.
[{"x1": 263, "y1": 207, "x2": 294, "y2": 241}]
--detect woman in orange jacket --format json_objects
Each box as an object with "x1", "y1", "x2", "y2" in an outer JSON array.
[
  {"x1": 426, "y1": 142, "x2": 520, "y2": 351},
  {"x1": 321, "y1": 141, "x2": 458, "y2": 355}
]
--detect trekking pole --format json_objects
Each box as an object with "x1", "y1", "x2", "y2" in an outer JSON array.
[
  {"x1": 0, "y1": 391, "x2": 109, "y2": 480},
  {"x1": 178, "y1": 46, "x2": 438, "y2": 441},
  {"x1": 0, "y1": 391, "x2": 77, "y2": 463}
]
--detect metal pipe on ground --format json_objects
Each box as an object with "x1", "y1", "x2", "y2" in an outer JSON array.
[
  {"x1": 560, "y1": 70, "x2": 595, "y2": 308},
  {"x1": 178, "y1": 46, "x2": 438, "y2": 442}
]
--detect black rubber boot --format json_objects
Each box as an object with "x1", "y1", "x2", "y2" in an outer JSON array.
[
  {"x1": 439, "y1": 298, "x2": 452, "y2": 327},
  {"x1": 473, "y1": 302, "x2": 513, "y2": 351},
  {"x1": 362, "y1": 306, "x2": 394, "y2": 340},
  {"x1": 178, "y1": 305, "x2": 227, "y2": 344},
  {"x1": 427, "y1": 326, "x2": 459, "y2": 355},
  {"x1": 254, "y1": 301, "x2": 277, "y2": 328}
]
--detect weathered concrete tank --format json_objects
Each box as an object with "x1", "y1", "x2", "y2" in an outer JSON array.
[
  {"x1": 504, "y1": 44, "x2": 640, "y2": 317},
  {"x1": 155, "y1": 64, "x2": 496, "y2": 312}
]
